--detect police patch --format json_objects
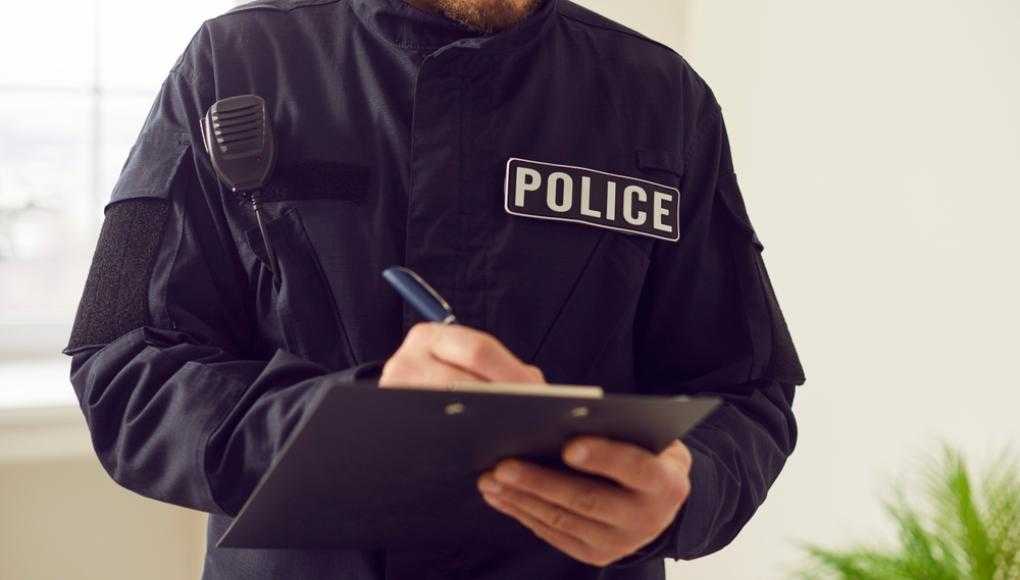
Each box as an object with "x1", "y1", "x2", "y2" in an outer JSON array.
[{"x1": 504, "y1": 158, "x2": 681, "y2": 242}]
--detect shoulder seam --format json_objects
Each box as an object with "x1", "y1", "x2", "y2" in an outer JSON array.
[
  {"x1": 558, "y1": 9, "x2": 681, "y2": 59},
  {"x1": 683, "y1": 101, "x2": 723, "y2": 161},
  {"x1": 167, "y1": 22, "x2": 209, "y2": 84},
  {"x1": 213, "y1": 0, "x2": 343, "y2": 20}
]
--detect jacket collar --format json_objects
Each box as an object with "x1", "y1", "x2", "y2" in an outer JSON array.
[{"x1": 350, "y1": 0, "x2": 559, "y2": 53}]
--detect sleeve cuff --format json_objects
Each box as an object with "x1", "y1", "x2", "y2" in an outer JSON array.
[
  {"x1": 669, "y1": 445, "x2": 721, "y2": 559},
  {"x1": 608, "y1": 445, "x2": 720, "y2": 567}
]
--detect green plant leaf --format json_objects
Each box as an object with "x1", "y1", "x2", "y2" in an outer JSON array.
[
  {"x1": 981, "y1": 448, "x2": 1020, "y2": 579},
  {"x1": 941, "y1": 447, "x2": 996, "y2": 579},
  {"x1": 883, "y1": 495, "x2": 959, "y2": 580},
  {"x1": 793, "y1": 445, "x2": 1020, "y2": 580}
]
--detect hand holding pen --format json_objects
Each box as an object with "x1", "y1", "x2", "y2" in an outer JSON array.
[
  {"x1": 383, "y1": 267, "x2": 695, "y2": 569},
  {"x1": 379, "y1": 266, "x2": 545, "y2": 387}
]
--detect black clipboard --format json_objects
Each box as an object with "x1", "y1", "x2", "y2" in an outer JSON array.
[{"x1": 217, "y1": 382, "x2": 720, "y2": 550}]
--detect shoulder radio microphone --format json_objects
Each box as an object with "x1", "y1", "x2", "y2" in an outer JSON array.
[{"x1": 200, "y1": 94, "x2": 279, "y2": 275}]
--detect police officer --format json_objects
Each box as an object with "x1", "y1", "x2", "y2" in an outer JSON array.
[{"x1": 63, "y1": 0, "x2": 806, "y2": 578}]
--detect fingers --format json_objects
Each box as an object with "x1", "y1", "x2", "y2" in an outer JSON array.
[
  {"x1": 659, "y1": 440, "x2": 693, "y2": 468},
  {"x1": 477, "y1": 442, "x2": 695, "y2": 566},
  {"x1": 562, "y1": 437, "x2": 690, "y2": 495},
  {"x1": 480, "y1": 460, "x2": 630, "y2": 525},
  {"x1": 405, "y1": 322, "x2": 544, "y2": 383},
  {"x1": 480, "y1": 490, "x2": 616, "y2": 567},
  {"x1": 479, "y1": 483, "x2": 620, "y2": 547},
  {"x1": 379, "y1": 350, "x2": 485, "y2": 387}
]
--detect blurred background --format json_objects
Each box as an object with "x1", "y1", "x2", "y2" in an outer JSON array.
[{"x1": 1, "y1": 1, "x2": 1017, "y2": 578}]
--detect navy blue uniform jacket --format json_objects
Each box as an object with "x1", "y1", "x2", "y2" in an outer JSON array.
[{"x1": 63, "y1": 0, "x2": 807, "y2": 578}]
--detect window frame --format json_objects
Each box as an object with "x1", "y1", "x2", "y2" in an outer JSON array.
[{"x1": 0, "y1": 0, "x2": 246, "y2": 361}]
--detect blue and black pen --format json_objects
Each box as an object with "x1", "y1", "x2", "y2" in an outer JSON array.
[{"x1": 382, "y1": 266, "x2": 457, "y2": 325}]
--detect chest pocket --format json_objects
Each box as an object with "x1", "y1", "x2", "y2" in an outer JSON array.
[
  {"x1": 245, "y1": 206, "x2": 356, "y2": 370},
  {"x1": 493, "y1": 150, "x2": 683, "y2": 388},
  {"x1": 533, "y1": 149, "x2": 686, "y2": 387},
  {"x1": 529, "y1": 231, "x2": 651, "y2": 390}
]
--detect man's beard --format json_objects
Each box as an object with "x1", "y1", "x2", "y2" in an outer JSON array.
[{"x1": 407, "y1": 0, "x2": 542, "y2": 33}]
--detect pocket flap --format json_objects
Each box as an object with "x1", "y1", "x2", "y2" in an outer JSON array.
[
  {"x1": 635, "y1": 148, "x2": 685, "y2": 177},
  {"x1": 109, "y1": 129, "x2": 191, "y2": 205}
]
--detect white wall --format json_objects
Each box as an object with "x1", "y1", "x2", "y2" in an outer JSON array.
[
  {"x1": 578, "y1": 1, "x2": 1020, "y2": 578},
  {"x1": 0, "y1": 454, "x2": 206, "y2": 580}
]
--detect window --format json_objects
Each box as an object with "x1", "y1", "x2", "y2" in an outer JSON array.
[{"x1": 0, "y1": 0, "x2": 239, "y2": 360}]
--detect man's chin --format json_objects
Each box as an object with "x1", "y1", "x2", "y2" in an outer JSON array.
[{"x1": 413, "y1": 0, "x2": 542, "y2": 33}]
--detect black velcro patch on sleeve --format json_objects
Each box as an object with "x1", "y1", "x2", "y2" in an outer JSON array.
[{"x1": 64, "y1": 198, "x2": 171, "y2": 352}]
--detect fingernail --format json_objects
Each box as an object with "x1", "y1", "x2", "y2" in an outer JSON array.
[
  {"x1": 478, "y1": 477, "x2": 503, "y2": 494},
  {"x1": 566, "y1": 444, "x2": 589, "y2": 464},
  {"x1": 494, "y1": 462, "x2": 520, "y2": 484}
]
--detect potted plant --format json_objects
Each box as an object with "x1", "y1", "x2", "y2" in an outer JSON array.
[{"x1": 797, "y1": 447, "x2": 1019, "y2": 579}]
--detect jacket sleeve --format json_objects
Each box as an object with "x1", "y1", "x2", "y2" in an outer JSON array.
[
  {"x1": 62, "y1": 26, "x2": 383, "y2": 517},
  {"x1": 612, "y1": 96, "x2": 807, "y2": 566}
]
